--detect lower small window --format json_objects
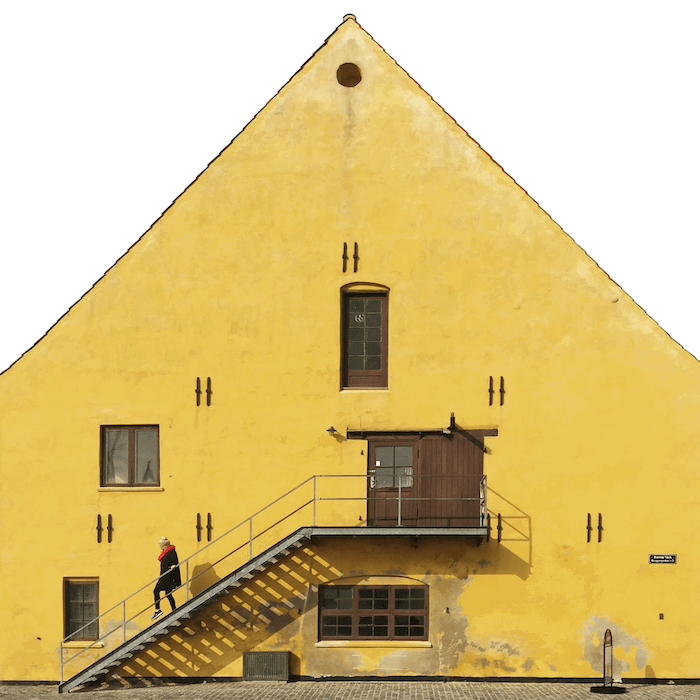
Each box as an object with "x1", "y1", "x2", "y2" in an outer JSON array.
[
  {"x1": 319, "y1": 585, "x2": 428, "y2": 640},
  {"x1": 64, "y1": 579, "x2": 99, "y2": 641}
]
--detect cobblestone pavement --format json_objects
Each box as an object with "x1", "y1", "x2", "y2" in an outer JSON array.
[{"x1": 1, "y1": 681, "x2": 698, "y2": 700}]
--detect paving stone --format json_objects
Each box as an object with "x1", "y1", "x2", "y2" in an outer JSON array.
[{"x1": 1, "y1": 680, "x2": 698, "y2": 700}]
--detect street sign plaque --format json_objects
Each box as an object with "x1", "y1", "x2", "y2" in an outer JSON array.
[{"x1": 649, "y1": 554, "x2": 676, "y2": 564}]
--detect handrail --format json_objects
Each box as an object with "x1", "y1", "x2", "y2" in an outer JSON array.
[{"x1": 60, "y1": 472, "x2": 487, "y2": 682}]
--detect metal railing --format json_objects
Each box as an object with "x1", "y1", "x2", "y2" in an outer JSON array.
[{"x1": 60, "y1": 473, "x2": 486, "y2": 682}]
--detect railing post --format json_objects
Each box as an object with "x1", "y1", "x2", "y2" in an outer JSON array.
[
  {"x1": 122, "y1": 601, "x2": 126, "y2": 643},
  {"x1": 249, "y1": 517, "x2": 253, "y2": 560},
  {"x1": 60, "y1": 644, "x2": 63, "y2": 684},
  {"x1": 186, "y1": 560, "x2": 190, "y2": 601},
  {"x1": 313, "y1": 476, "x2": 317, "y2": 526},
  {"x1": 397, "y1": 483, "x2": 402, "y2": 526}
]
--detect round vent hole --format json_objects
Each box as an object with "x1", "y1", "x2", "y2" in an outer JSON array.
[{"x1": 337, "y1": 63, "x2": 362, "y2": 87}]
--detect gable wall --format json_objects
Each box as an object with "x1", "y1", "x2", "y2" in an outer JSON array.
[{"x1": 0, "y1": 18, "x2": 698, "y2": 681}]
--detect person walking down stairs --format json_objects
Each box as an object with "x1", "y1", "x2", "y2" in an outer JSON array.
[{"x1": 151, "y1": 536, "x2": 181, "y2": 620}]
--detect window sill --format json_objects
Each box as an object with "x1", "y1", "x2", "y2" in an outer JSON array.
[
  {"x1": 98, "y1": 487, "x2": 164, "y2": 492},
  {"x1": 341, "y1": 388, "x2": 389, "y2": 392},
  {"x1": 62, "y1": 642, "x2": 104, "y2": 649},
  {"x1": 315, "y1": 640, "x2": 431, "y2": 648}
]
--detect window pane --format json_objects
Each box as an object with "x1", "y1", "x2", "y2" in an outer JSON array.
[
  {"x1": 347, "y1": 355, "x2": 364, "y2": 370},
  {"x1": 322, "y1": 588, "x2": 339, "y2": 608},
  {"x1": 394, "y1": 446, "x2": 413, "y2": 467},
  {"x1": 322, "y1": 615, "x2": 353, "y2": 637},
  {"x1": 366, "y1": 328, "x2": 381, "y2": 342},
  {"x1": 397, "y1": 467, "x2": 413, "y2": 488},
  {"x1": 349, "y1": 313, "x2": 366, "y2": 328},
  {"x1": 365, "y1": 356, "x2": 381, "y2": 370},
  {"x1": 348, "y1": 328, "x2": 365, "y2": 342},
  {"x1": 366, "y1": 313, "x2": 382, "y2": 327},
  {"x1": 374, "y1": 467, "x2": 393, "y2": 488},
  {"x1": 348, "y1": 299, "x2": 365, "y2": 313},
  {"x1": 358, "y1": 590, "x2": 372, "y2": 609},
  {"x1": 348, "y1": 342, "x2": 365, "y2": 356},
  {"x1": 336, "y1": 588, "x2": 353, "y2": 610},
  {"x1": 322, "y1": 587, "x2": 353, "y2": 610},
  {"x1": 365, "y1": 342, "x2": 382, "y2": 357},
  {"x1": 395, "y1": 588, "x2": 425, "y2": 609},
  {"x1": 410, "y1": 589, "x2": 426, "y2": 609},
  {"x1": 395, "y1": 614, "x2": 409, "y2": 636},
  {"x1": 103, "y1": 429, "x2": 128, "y2": 484},
  {"x1": 135, "y1": 429, "x2": 158, "y2": 484},
  {"x1": 366, "y1": 298, "x2": 382, "y2": 312},
  {"x1": 359, "y1": 615, "x2": 389, "y2": 637},
  {"x1": 374, "y1": 447, "x2": 394, "y2": 467},
  {"x1": 358, "y1": 588, "x2": 389, "y2": 610}
]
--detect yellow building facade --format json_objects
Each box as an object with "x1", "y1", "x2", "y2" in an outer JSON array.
[{"x1": 0, "y1": 16, "x2": 698, "y2": 687}]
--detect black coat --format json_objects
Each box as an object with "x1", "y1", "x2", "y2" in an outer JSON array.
[{"x1": 157, "y1": 547, "x2": 182, "y2": 593}]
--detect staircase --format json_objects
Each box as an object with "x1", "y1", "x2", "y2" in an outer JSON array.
[
  {"x1": 59, "y1": 473, "x2": 488, "y2": 692},
  {"x1": 59, "y1": 526, "x2": 313, "y2": 693}
]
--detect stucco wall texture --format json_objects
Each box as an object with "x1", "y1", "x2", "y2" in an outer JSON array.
[
  {"x1": 0, "y1": 16, "x2": 698, "y2": 682},
  {"x1": 107, "y1": 539, "x2": 668, "y2": 681}
]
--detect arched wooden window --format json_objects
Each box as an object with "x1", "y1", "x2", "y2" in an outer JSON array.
[
  {"x1": 319, "y1": 583, "x2": 428, "y2": 640},
  {"x1": 341, "y1": 283, "x2": 389, "y2": 388}
]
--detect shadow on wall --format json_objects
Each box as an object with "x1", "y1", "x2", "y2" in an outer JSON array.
[
  {"x1": 189, "y1": 563, "x2": 222, "y2": 598},
  {"x1": 486, "y1": 487, "x2": 532, "y2": 580},
  {"x1": 116, "y1": 546, "x2": 341, "y2": 680}
]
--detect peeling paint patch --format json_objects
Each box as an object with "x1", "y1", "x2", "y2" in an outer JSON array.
[
  {"x1": 432, "y1": 578, "x2": 471, "y2": 672},
  {"x1": 582, "y1": 616, "x2": 649, "y2": 680},
  {"x1": 635, "y1": 646, "x2": 649, "y2": 669},
  {"x1": 493, "y1": 659, "x2": 516, "y2": 672}
]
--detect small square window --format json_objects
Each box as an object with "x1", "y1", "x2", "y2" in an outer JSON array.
[
  {"x1": 64, "y1": 579, "x2": 99, "y2": 641},
  {"x1": 371, "y1": 444, "x2": 414, "y2": 489},
  {"x1": 101, "y1": 426, "x2": 159, "y2": 487}
]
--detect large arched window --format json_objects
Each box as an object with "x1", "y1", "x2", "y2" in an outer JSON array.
[{"x1": 319, "y1": 582, "x2": 428, "y2": 640}]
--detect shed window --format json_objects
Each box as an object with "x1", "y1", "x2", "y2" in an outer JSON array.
[
  {"x1": 101, "y1": 426, "x2": 159, "y2": 487},
  {"x1": 319, "y1": 585, "x2": 427, "y2": 640},
  {"x1": 343, "y1": 293, "x2": 388, "y2": 388},
  {"x1": 64, "y1": 579, "x2": 99, "y2": 641}
]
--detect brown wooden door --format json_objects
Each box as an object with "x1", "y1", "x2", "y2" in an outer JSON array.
[
  {"x1": 417, "y1": 434, "x2": 484, "y2": 527},
  {"x1": 367, "y1": 434, "x2": 484, "y2": 527},
  {"x1": 367, "y1": 440, "x2": 417, "y2": 527}
]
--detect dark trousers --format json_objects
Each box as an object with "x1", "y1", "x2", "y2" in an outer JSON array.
[{"x1": 154, "y1": 582, "x2": 176, "y2": 611}]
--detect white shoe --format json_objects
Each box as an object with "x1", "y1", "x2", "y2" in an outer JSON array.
[{"x1": 151, "y1": 609, "x2": 163, "y2": 621}]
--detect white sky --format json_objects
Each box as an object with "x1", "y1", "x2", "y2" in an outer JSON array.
[{"x1": 1, "y1": 1, "x2": 698, "y2": 374}]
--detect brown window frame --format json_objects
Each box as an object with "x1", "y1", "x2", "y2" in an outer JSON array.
[
  {"x1": 100, "y1": 425, "x2": 160, "y2": 487},
  {"x1": 64, "y1": 578, "x2": 99, "y2": 641},
  {"x1": 342, "y1": 292, "x2": 388, "y2": 388},
  {"x1": 370, "y1": 442, "x2": 416, "y2": 490},
  {"x1": 319, "y1": 585, "x2": 428, "y2": 641}
]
